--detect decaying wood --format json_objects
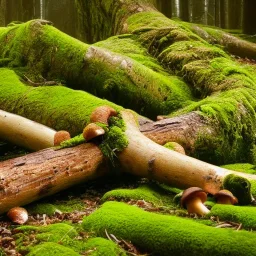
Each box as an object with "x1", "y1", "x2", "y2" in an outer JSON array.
[
  {"x1": 1, "y1": 109, "x2": 256, "y2": 214},
  {"x1": 139, "y1": 111, "x2": 214, "y2": 153},
  {"x1": 0, "y1": 143, "x2": 107, "y2": 214}
]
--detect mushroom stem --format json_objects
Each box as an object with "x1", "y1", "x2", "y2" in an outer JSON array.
[
  {"x1": 186, "y1": 197, "x2": 210, "y2": 216},
  {"x1": 0, "y1": 110, "x2": 70, "y2": 151}
]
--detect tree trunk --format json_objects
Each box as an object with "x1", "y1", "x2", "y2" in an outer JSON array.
[
  {"x1": 0, "y1": 0, "x2": 6, "y2": 26},
  {"x1": 243, "y1": 0, "x2": 256, "y2": 35}
]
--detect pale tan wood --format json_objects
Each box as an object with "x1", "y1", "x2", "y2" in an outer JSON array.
[{"x1": 119, "y1": 110, "x2": 256, "y2": 194}]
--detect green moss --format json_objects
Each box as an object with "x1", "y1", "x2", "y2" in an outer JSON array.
[
  {"x1": 15, "y1": 223, "x2": 87, "y2": 254},
  {"x1": 84, "y1": 237, "x2": 127, "y2": 256},
  {"x1": 0, "y1": 248, "x2": 6, "y2": 256},
  {"x1": 209, "y1": 204, "x2": 256, "y2": 230},
  {"x1": 83, "y1": 201, "x2": 256, "y2": 256},
  {"x1": 223, "y1": 174, "x2": 253, "y2": 205},
  {"x1": 221, "y1": 163, "x2": 256, "y2": 175},
  {"x1": 100, "y1": 184, "x2": 174, "y2": 206},
  {"x1": 27, "y1": 198, "x2": 85, "y2": 215},
  {"x1": 99, "y1": 114, "x2": 128, "y2": 164},
  {"x1": 0, "y1": 68, "x2": 121, "y2": 136},
  {"x1": 27, "y1": 203, "x2": 58, "y2": 216},
  {"x1": 60, "y1": 134, "x2": 85, "y2": 148},
  {"x1": 27, "y1": 242, "x2": 79, "y2": 256}
]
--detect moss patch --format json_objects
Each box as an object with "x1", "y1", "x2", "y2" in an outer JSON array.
[
  {"x1": 209, "y1": 204, "x2": 256, "y2": 230},
  {"x1": 0, "y1": 68, "x2": 121, "y2": 136},
  {"x1": 27, "y1": 242, "x2": 79, "y2": 256},
  {"x1": 84, "y1": 237, "x2": 127, "y2": 256},
  {"x1": 15, "y1": 223, "x2": 87, "y2": 254},
  {"x1": 223, "y1": 174, "x2": 253, "y2": 205},
  {"x1": 100, "y1": 184, "x2": 174, "y2": 206},
  {"x1": 82, "y1": 201, "x2": 256, "y2": 256},
  {"x1": 99, "y1": 114, "x2": 128, "y2": 165}
]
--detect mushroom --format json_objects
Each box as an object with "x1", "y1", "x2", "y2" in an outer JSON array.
[
  {"x1": 90, "y1": 106, "x2": 117, "y2": 125},
  {"x1": 0, "y1": 109, "x2": 70, "y2": 150},
  {"x1": 83, "y1": 123, "x2": 105, "y2": 141},
  {"x1": 181, "y1": 187, "x2": 210, "y2": 216},
  {"x1": 54, "y1": 130, "x2": 71, "y2": 146},
  {"x1": 7, "y1": 207, "x2": 28, "y2": 224},
  {"x1": 214, "y1": 189, "x2": 238, "y2": 205}
]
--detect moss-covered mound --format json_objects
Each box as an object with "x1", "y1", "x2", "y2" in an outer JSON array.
[
  {"x1": 0, "y1": 68, "x2": 121, "y2": 136},
  {"x1": 101, "y1": 184, "x2": 175, "y2": 206},
  {"x1": 209, "y1": 204, "x2": 256, "y2": 230},
  {"x1": 82, "y1": 201, "x2": 256, "y2": 256},
  {"x1": 27, "y1": 242, "x2": 79, "y2": 256},
  {"x1": 83, "y1": 237, "x2": 127, "y2": 256}
]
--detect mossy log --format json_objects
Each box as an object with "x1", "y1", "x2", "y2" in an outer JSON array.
[
  {"x1": 187, "y1": 23, "x2": 256, "y2": 60},
  {"x1": 82, "y1": 201, "x2": 256, "y2": 256},
  {"x1": 1, "y1": 1, "x2": 256, "y2": 163}
]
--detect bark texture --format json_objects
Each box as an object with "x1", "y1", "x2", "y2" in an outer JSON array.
[{"x1": 0, "y1": 143, "x2": 107, "y2": 214}]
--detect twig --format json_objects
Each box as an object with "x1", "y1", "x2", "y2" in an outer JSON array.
[{"x1": 23, "y1": 74, "x2": 58, "y2": 86}]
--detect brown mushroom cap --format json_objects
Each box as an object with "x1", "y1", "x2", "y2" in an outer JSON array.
[
  {"x1": 90, "y1": 106, "x2": 117, "y2": 125},
  {"x1": 7, "y1": 206, "x2": 28, "y2": 224},
  {"x1": 83, "y1": 123, "x2": 105, "y2": 141},
  {"x1": 54, "y1": 130, "x2": 71, "y2": 146},
  {"x1": 181, "y1": 187, "x2": 207, "y2": 208},
  {"x1": 214, "y1": 189, "x2": 238, "y2": 204}
]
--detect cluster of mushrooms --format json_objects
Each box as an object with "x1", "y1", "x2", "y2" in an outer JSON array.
[
  {"x1": 181, "y1": 187, "x2": 238, "y2": 216},
  {"x1": 82, "y1": 105, "x2": 117, "y2": 141}
]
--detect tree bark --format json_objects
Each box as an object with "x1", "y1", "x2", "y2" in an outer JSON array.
[{"x1": 0, "y1": 143, "x2": 107, "y2": 214}]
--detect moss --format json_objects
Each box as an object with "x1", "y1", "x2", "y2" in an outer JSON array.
[
  {"x1": 99, "y1": 114, "x2": 128, "y2": 164},
  {"x1": 27, "y1": 203, "x2": 58, "y2": 216},
  {"x1": 27, "y1": 198, "x2": 85, "y2": 215},
  {"x1": 15, "y1": 223, "x2": 87, "y2": 254},
  {"x1": 0, "y1": 248, "x2": 6, "y2": 256},
  {"x1": 223, "y1": 174, "x2": 253, "y2": 205},
  {"x1": 27, "y1": 242, "x2": 79, "y2": 256},
  {"x1": 82, "y1": 201, "x2": 256, "y2": 256},
  {"x1": 84, "y1": 237, "x2": 127, "y2": 256},
  {"x1": 221, "y1": 163, "x2": 256, "y2": 175},
  {"x1": 209, "y1": 204, "x2": 256, "y2": 230},
  {"x1": 0, "y1": 68, "x2": 121, "y2": 136},
  {"x1": 100, "y1": 184, "x2": 174, "y2": 206},
  {"x1": 60, "y1": 134, "x2": 85, "y2": 148}
]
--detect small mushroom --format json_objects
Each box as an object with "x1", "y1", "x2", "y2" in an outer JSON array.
[
  {"x1": 214, "y1": 189, "x2": 238, "y2": 205},
  {"x1": 83, "y1": 123, "x2": 105, "y2": 141},
  {"x1": 90, "y1": 106, "x2": 117, "y2": 125},
  {"x1": 54, "y1": 130, "x2": 71, "y2": 146},
  {"x1": 7, "y1": 207, "x2": 28, "y2": 224},
  {"x1": 181, "y1": 187, "x2": 210, "y2": 216}
]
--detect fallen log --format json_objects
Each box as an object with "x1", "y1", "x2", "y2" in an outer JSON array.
[
  {"x1": 0, "y1": 143, "x2": 107, "y2": 214},
  {"x1": 0, "y1": 109, "x2": 256, "y2": 214}
]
